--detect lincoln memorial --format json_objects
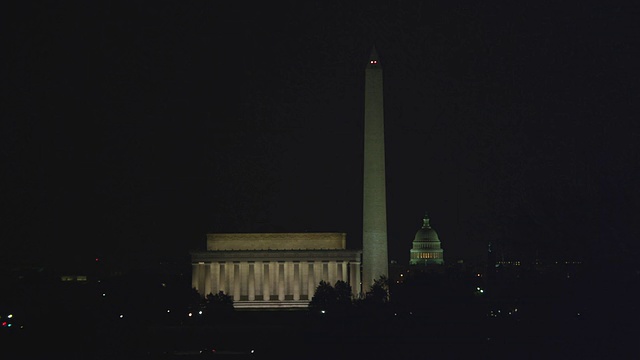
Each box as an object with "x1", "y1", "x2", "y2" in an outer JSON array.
[{"x1": 191, "y1": 232, "x2": 363, "y2": 309}]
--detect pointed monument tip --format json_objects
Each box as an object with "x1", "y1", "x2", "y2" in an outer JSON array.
[
  {"x1": 369, "y1": 46, "x2": 378, "y2": 59},
  {"x1": 368, "y1": 45, "x2": 380, "y2": 66}
]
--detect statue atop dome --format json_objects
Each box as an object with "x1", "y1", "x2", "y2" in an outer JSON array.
[{"x1": 422, "y1": 212, "x2": 431, "y2": 229}]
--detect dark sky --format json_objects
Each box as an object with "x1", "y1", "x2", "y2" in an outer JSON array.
[{"x1": 3, "y1": 1, "x2": 639, "y2": 272}]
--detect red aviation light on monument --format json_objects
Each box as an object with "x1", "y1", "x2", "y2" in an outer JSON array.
[{"x1": 368, "y1": 45, "x2": 381, "y2": 67}]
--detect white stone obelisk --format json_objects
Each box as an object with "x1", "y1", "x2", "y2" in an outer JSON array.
[{"x1": 362, "y1": 46, "x2": 388, "y2": 293}]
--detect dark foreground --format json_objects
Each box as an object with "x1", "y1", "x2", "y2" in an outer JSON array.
[{"x1": 2, "y1": 307, "x2": 637, "y2": 360}]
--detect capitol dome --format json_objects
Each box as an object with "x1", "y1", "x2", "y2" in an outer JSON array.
[
  {"x1": 409, "y1": 213, "x2": 444, "y2": 266},
  {"x1": 414, "y1": 216, "x2": 440, "y2": 242}
]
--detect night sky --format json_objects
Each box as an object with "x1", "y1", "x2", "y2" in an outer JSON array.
[{"x1": 3, "y1": 1, "x2": 639, "y2": 272}]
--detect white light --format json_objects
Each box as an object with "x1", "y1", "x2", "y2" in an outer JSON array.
[
  {"x1": 167, "y1": 309, "x2": 171, "y2": 313},
  {"x1": 102, "y1": 293, "x2": 106, "y2": 297},
  {"x1": 198, "y1": 311, "x2": 203, "y2": 315},
  {"x1": 188, "y1": 312, "x2": 193, "y2": 317},
  {"x1": 119, "y1": 314, "x2": 124, "y2": 318},
  {"x1": 7, "y1": 314, "x2": 13, "y2": 319},
  {"x1": 320, "y1": 310, "x2": 325, "y2": 314}
]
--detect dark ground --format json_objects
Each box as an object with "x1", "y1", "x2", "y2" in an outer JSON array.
[
  {"x1": 2, "y1": 261, "x2": 638, "y2": 359},
  {"x1": 2, "y1": 306, "x2": 637, "y2": 360}
]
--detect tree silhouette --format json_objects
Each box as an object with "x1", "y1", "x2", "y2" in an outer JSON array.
[
  {"x1": 205, "y1": 290, "x2": 234, "y2": 315},
  {"x1": 334, "y1": 280, "x2": 353, "y2": 308},
  {"x1": 309, "y1": 280, "x2": 337, "y2": 312},
  {"x1": 309, "y1": 280, "x2": 356, "y2": 314},
  {"x1": 368, "y1": 275, "x2": 389, "y2": 303}
]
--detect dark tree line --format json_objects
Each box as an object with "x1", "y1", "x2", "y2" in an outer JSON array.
[{"x1": 309, "y1": 276, "x2": 390, "y2": 314}]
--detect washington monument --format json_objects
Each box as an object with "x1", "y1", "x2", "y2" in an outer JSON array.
[{"x1": 362, "y1": 46, "x2": 388, "y2": 291}]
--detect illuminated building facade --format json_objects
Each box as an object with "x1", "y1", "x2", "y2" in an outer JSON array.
[
  {"x1": 409, "y1": 213, "x2": 444, "y2": 266},
  {"x1": 191, "y1": 233, "x2": 362, "y2": 309}
]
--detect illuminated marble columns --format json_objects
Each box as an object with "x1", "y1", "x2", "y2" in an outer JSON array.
[{"x1": 191, "y1": 244, "x2": 362, "y2": 308}]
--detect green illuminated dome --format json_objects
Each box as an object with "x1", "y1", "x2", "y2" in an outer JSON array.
[
  {"x1": 414, "y1": 215, "x2": 440, "y2": 242},
  {"x1": 409, "y1": 213, "x2": 444, "y2": 266}
]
